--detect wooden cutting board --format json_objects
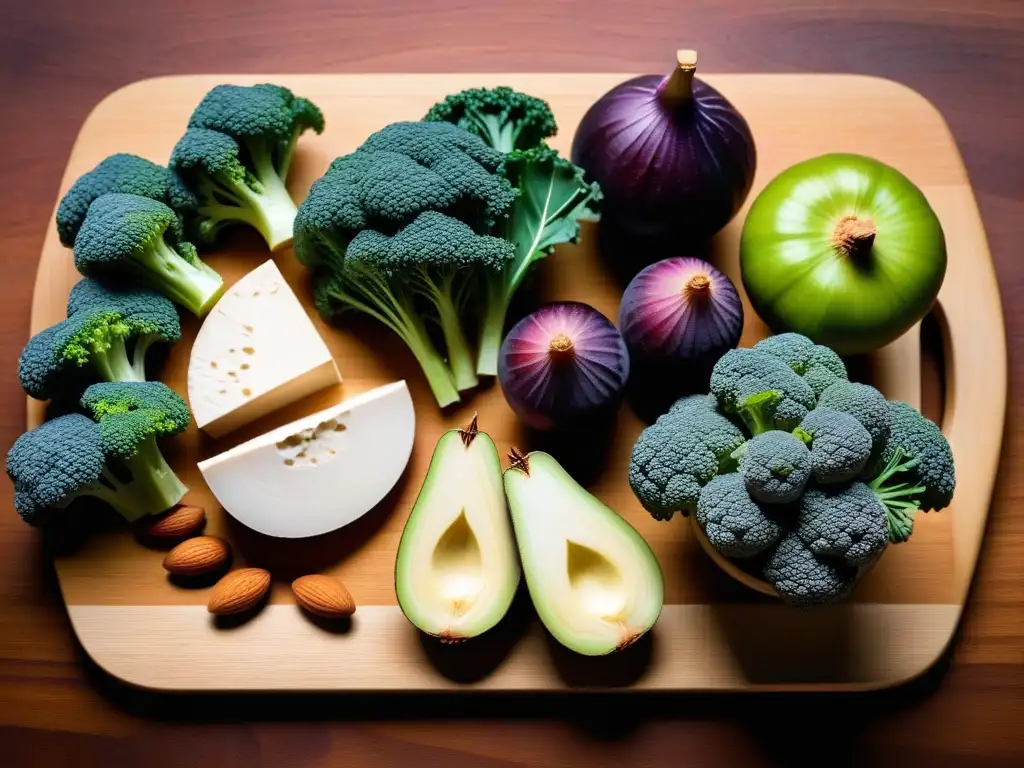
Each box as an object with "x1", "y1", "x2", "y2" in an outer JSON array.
[{"x1": 27, "y1": 72, "x2": 1005, "y2": 692}]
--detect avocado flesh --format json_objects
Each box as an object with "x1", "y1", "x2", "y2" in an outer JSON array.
[
  {"x1": 503, "y1": 451, "x2": 665, "y2": 656},
  {"x1": 395, "y1": 426, "x2": 519, "y2": 641}
]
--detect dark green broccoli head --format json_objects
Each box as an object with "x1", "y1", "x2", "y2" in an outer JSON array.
[
  {"x1": 80, "y1": 381, "x2": 190, "y2": 460},
  {"x1": 72, "y1": 193, "x2": 222, "y2": 317},
  {"x1": 18, "y1": 308, "x2": 141, "y2": 400},
  {"x1": 876, "y1": 399, "x2": 954, "y2": 514},
  {"x1": 796, "y1": 407, "x2": 872, "y2": 484},
  {"x1": 188, "y1": 83, "x2": 324, "y2": 142},
  {"x1": 738, "y1": 430, "x2": 812, "y2": 504},
  {"x1": 796, "y1": 483, "x2": 889, "y2": 567},
  {"x1": 56, "y1": 154, "x2": 183, "y2": 247},
  {"x1": 423, "y1": 86, "x2": 557, "y2": 153},
  {"x1": 696, "y1": 473, "x2": 784, "y2": 558},
  {"x1": 816, "y1": 381, "x2": 892, "y2": 463},
  {"x1": 347, "y1": 210, "x2": 513, "y2": 275},
  {"x1": 295, "y1": 122, "x2": 518, "y2": 270},
  {"x1": 67, "y1": 278, "x2": 181, "y2": 343},
  {"x1": 763, "y1": 533, "x2": 858, "y2": 607},
  {"x1": 628, "y1": 399, "x2": 746, "y2": 520},
  {"x1": 6, "y1": 414, "x2": 106, "y2": 526},
  {"x1": 171, "y1": 128, "x2": 246, "y2": 184},
  {"x1": 710, "y1": 348, "x2": 816, "y2": 435},
  {"x1": 73, "y1": 193, "x2": 187, "y2": 268},
  {"x1": 754, "y1": 333, "x2": 848, "y2": 397}
]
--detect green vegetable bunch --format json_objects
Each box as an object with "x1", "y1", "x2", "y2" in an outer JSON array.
[
  {"x1": 170, "y1": 83, "x2": 324, "y2": 251},
  {"x1": 628, "y1": 333, "x2": 955, "y2": 607},
  {"x1": 54, "y1": 83, "x2": 324, "y2": 318},
  {"x1": 7, "y1": 381, "x2": 191, "y2": 527},
  {"x1": 295, "y1": 87, "x2": 601, "y2": 407}
]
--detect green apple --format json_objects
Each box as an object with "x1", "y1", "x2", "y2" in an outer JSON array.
[{"x1": 740, "y1": 153, "x2": 946, "y2": 354}]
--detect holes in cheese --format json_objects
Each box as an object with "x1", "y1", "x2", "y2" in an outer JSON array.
[{"x1": 197, "y1": 382, "x2": 415, "y2": 539}]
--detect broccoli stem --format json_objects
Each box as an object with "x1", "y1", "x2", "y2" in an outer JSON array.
[
  {"x1": 244, "y1": 143, "x2": 299, "y2": 251},
  {"x1": 410, "y1": 270, "x2": 478, "y2": 392},
  {"x1": 84, "y1": 439, "x2": 188, "y2": 523},
  {"x1": 130, "y1": 334, "x2": 159, "y2": 380},
  {"x1": 321, "y1": 276, "x2": 461, "y2": 408},
  {"x1": 736, "y1": 391, "x2": 782, "y2": 436},
  {"x1": 868, "y1": 447, "x2": 926, "y2": 544},
  {"x1": 135, "y1": 238, "x2": 225, "y2": 317},
  {"x1": 91, "y1": 334, "x2": 144, "y2": 383},
  {"x1": 477, "y1": 280, "x2": 510, "y2": 377},
  {"x1": 468, "y1": 112, "x2": 518, "y2": 154}
]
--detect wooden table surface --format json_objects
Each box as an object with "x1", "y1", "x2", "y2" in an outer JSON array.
[{"x1": 1, "y1": 1, "x2": 1022, "y2": 765}]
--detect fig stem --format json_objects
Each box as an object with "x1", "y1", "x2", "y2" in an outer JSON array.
[
  {"x1": 658, "y1": 49, "x2": 698, "y2": 106},
  {"x1": 834, "y1": 215, "x2": 876, "y2": 257},
  {"x1": 548, "y1": 333, "x2": 576, "y2": 363},
  {"x1": 684, "y1": 273, "x2": 711, "y2": 300}
]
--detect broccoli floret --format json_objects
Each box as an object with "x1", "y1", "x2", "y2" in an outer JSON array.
[
  {"x1": 18, "y1": 307, "x2": 151, "y2": 400},
  {"x1": 737, "y1": 430, "x2": 811, "y2": 504},
  {"x1": 72, "y1": 193, "x2": 225, "y2": 317},
  {"x1": 176, "y1": 83, "x2": 323, "y2": 250},
  {"x1": 867, "y1": 401, "x2": 955, "y2": 543},
  {"x1": 476, "y1": 145, "x2": 602, "y2": 375},
  {"x1": 753, "y1": 333, "x2": 848, "y2": 397},
  {"x1": 795, "y1": 407, "x2": 872, "y2": 484},
  {"x1": 816, "y1": 381, "x2": 892, "y2": 469},
  {"x1": 347, "y1": 211, "x2": 513, "y2": 390},
  {"x1": 668, "y1": 394, "x2": 718, "y2": 416},
  {"x1": 295, "y1": 122, "x2": 518, "y2": 406},
  {"x1": 796, "y1": 483, "x2": 889, "y2": 567},
  {"x1": 424, "y1": 86, "x2": 557, "y2": 153},
  {"x1": 67, "y1": 278, "x2": 181, "y2": 379},
  {"x1": 696, "y1": 473, "x2": 784, "y2": 558},
  {"x1": 710, "y1": 348, "x2": 816, "y2": 436},
  {"x1": 763, "y1": 533, "x2": 858, "y2": 607},
  {"x1": 628, "y1": 399, "x2": 746, "y2": 520},
  {"x1": 55, "y1": 154, "x2": 195, "y2": 247},
  {"x1": 171, "y1": 128, "x2": 295, "y2": 251},
  {"x1": 6, "y1": 392, "x2": 188, "y2": 528}
]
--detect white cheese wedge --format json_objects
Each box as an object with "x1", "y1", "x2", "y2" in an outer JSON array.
[
  {"x1": 197, "y1": 381, "x2": 415, "y2": 538},
  {"x1": 187, "y1": 260, "x2": 341, "y2": 438}
]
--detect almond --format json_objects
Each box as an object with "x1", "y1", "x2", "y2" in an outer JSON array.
[
  {"x1": 141, "y1": 504, "x2": 207, "y2": 539},
  {"x1": 162, "y1": 536, "x2": 231, "y2": 576},
  {"x1": 208, "y1": 568, "x2": 271, "y2": 616},
  {"x1": 292, "y1": 574, "x2": 356, "y2": 619}
]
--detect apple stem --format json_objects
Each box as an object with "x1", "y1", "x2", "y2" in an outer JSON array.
[
  {"x1": 658, "y1": 49, "x2": 698, "y2": 107},
  {"x1": 834, "y1": 215, "x2": 877, "y2": 257}
]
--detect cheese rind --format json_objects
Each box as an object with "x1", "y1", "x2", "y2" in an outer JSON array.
[
  {"x1": 197, "y1": 381, "x2": 415, "y2": 538},
  {"x1": 187, "y1": 260, "x2": 341, "y2": 438}
]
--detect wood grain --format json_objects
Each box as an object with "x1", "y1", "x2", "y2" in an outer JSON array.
[
  {"x1": 1, "y1": 0, "x2": 1023, "y2": 764},
  {"x1": 28, "y1": 71, "x2": 1002, "y2": 692}
]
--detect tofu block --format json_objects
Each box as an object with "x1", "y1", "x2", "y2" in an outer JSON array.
[
  {"x1": 187, "y1": 260, "x2": 340, "y2": 437},
  {"x1": 198, "y1": 381, "x2": 415, "y2": 538}
]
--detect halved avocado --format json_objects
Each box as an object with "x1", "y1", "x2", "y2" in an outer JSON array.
[
  {"x1": 503, "y1": 450, "x2": 664, "y2": 656},
  {"x1": 394, "y1": 417, "x2": 520, "y2": 642}
]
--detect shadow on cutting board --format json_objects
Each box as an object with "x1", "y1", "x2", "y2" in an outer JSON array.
[{"x1": 221, "y1": 459, "x2": 413, "y2": 580}]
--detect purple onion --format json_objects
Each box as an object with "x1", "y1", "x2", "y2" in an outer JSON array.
[
  {"x1": 619, "y1": 257, "x2": 743, "y2": 367},
  {"x1": 498, "y1": 302, "x2": 630, "y2": 431},
  {"x1": 571, "y1": 50, "x2": 756, "y2": 243}
]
